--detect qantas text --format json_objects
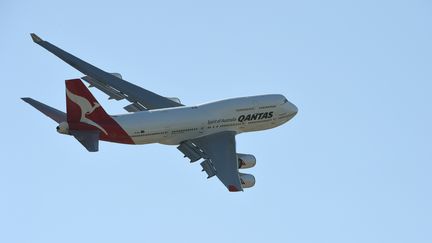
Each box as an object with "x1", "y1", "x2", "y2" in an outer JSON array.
[{"x1": 238, "y1": 112, "x2": 273, "y2": 122}]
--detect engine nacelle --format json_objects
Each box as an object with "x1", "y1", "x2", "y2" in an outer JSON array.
[
  {"x1": 237, "y1": 153, "x2": 256, "y2": 169},
  {"x1": 110, "y1": 72, "x2": 122, "y2": 79},
  {"x1": 166, "y1": 97, "x2": 182, "y2": 104},
  {"x1": 239, "y1": 173, "x2": 256, "y2": 188},
  {"x1": 56, "y1": 122, "x2": 69, "y2": 135}
]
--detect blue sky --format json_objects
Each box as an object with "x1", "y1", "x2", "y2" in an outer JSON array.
[{"x1": 1, "y1": 0, "x2": 431, "y2": 242}]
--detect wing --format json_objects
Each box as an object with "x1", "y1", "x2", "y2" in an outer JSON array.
[
  {"x1": 187, "y1": 131, "x2": 243, "y2": 192},
  {"x1": 30, "y1": 33, "x2": 183, "y2": 111},
  {"x1": 21, "y1": 97, "x2": 66, "y2": 123}
]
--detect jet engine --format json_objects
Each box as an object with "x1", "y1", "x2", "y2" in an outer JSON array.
[
  {"x1": 56, "y1": 122, "x2": 69, "y2": 135},
  {"x1": 239, "y1": 173, "x2": 256, "y2": 188},
  {"x1": 237, "y1": 153, "x2": 256, "y2": 169}
]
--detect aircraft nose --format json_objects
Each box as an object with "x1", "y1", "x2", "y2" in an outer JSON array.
[{"x1": 285, "y1": 100, "x2": 298, "y2": 116}]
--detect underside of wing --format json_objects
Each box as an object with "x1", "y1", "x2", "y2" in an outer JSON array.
[
  {"x1": 30, "y1": 33, "x2": 183, "y2": 111},
  {"x1": 182, "y1": 131, "x2": 244, "y2": 192},
  {"x1": 81, "y1": 74, "x2": 147, "y2": 112}
]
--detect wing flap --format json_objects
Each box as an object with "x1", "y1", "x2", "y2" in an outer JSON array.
[{"x1": 82, "y1": 75, "x2": 126, "y2": 101}]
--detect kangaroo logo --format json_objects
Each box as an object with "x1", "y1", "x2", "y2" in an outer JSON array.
[{"x1": 66, "y1": 88, "x2": 108, "y2": 135}]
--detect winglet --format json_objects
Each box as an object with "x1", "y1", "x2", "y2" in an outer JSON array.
[{"x1": 30, "y1": 33, "x2": 43, "y2": 43}]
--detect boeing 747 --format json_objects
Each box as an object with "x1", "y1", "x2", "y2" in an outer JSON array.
[{"x1": 22, "y1": 34, "x2": 298, "y2": 192}]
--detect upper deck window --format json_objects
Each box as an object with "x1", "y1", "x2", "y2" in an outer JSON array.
[
  {"x1": 259, "y1": 105, "x2": 276, "y2": 109},
  {"x1": 236, "y1": 107, "x2": 254, "y2": 112}
]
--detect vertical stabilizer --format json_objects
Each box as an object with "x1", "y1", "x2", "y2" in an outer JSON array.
[
  {"x1": 66, "y1": 79, "x2": 110, "y2": 124},
  {"x1": 65, "y1": 79, "x2": 134, "y2": 145}
]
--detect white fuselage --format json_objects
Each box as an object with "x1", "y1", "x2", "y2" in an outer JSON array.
[{"x1": 112, "y1": 94, "x2": 298, "y2": 145}]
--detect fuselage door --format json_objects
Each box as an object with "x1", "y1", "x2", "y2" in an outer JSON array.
[
  {"x1": 253, "y1": 99, "x2": 260, "y2": 110},
  {"x1": 164, "y1": 126, "x2": 171, "y2": 138},
  {"x1": 200, "y1": 122, "x2": 205, "y2": 133}
]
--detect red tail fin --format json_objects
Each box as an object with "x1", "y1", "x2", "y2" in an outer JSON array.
[
  {"x1": 66, "y1": 79, "x2": 110, "y2": 123},
  {"x1": 65, "y1": 79, "x2": 134, "y2": 144}
]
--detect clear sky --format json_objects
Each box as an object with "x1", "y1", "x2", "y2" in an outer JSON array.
[{"x1": 1, "y1": 0, "x2": 431, "y2": 242}]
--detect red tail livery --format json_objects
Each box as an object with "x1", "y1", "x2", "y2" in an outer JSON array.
[{"x1": 65, "y1": 79, "x2": 134, "y2": 144}]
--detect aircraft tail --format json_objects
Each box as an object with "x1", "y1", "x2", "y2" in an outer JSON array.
[
  {"x1": 64, "y1": 79, "x2": 109, "y2": 151},
  {"x1": 66, "y1": 79, "x2": 110, "y2": 126},
  {"x1": 21, "y1": 90, "x2": 102, "y2": 152},
  {"x1": 65, "y1": 79, "x2": 134, "y2": 150}
]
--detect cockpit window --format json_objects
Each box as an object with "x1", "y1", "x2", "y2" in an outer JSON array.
[{"x1": 283, "y1": 98, "x2": 288, "y2": 104}]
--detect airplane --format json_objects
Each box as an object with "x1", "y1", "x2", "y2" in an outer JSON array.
[{"x1": 22, "y1": 33, "x2": 298, "y2": 192}]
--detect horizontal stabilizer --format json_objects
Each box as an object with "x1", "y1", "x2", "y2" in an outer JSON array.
[
  {"x1": 21, "y1": 97, "x2": 66, "y2": 123},
  {"x1": 70, "y1": 130, "x2": 100, "y2": 152}
]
